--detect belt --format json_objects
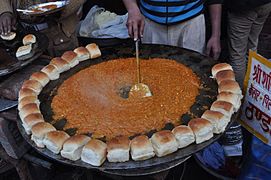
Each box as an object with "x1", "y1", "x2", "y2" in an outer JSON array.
[{"x1": 21, "y1": 22, "x2": 49, "y2": 31}]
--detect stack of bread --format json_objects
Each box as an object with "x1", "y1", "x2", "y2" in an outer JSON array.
[
  {"x1": 16, "y1": 34, "x2": 37, "y2": 60},
  {"x1": 17, "y1": 44, "x2": 242, "y2": 166}
]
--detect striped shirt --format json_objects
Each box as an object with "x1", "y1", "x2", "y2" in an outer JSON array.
[{"x1": 140, "y1": 0, "x2": 220, "y2": 24}]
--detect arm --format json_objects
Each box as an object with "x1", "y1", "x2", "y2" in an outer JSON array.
[
  {"x1": 206, "y1": 3, "x2": 222, "y2": 60},
  {"x1": 123, "y1": 0, "x2": 145, "y2": 40},
  {"x1": 0, "y1": 0, "x2": 16, "y2": 35}
]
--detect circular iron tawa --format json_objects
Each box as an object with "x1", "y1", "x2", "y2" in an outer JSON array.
[{"x1": 17, "y1": 44, "x2": 237, "y2": 175}]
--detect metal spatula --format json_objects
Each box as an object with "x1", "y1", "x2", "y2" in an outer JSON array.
[{"x1": 129, "y1": 40, "x2": 152, "y2": 98}]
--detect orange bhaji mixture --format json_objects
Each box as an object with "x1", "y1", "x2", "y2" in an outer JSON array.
[{"x1": 51, "y1": 58, "x2": 200, "y2": 139}]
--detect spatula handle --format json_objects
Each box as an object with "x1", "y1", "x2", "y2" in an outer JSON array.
[{"x1": 135, "y1": 40, "x2": 141, "y2": 84}]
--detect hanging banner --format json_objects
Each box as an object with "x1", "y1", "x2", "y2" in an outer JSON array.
[{"x1": 240, "y1": 50, "x2": 271, "y2": 146}]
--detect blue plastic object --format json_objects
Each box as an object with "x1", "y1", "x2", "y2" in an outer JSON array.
[
  {"x1": 195, "y1": 142, "x2": 225, "y2": 170},
  {"x1": 239, "y1": 136, "x2": 271, "y2": 180}
]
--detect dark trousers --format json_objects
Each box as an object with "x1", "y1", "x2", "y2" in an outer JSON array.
[{"x1": 227, "y1": 3, "x2": 271, "y2": 86}]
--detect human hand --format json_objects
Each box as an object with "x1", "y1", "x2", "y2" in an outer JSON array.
[
  {"x1": 206, "y1": 36, "x2": 221, "y2": 60},
  {"x1": 0, "y1": 12, "x2": 16, "y2": 35},
  {"x1": 126, "y1": 9, "x2": 145, "y2": 41}
]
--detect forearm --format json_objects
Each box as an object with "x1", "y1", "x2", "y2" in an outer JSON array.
[
  {"x1": 208, "y1": 4, "x2": 222, "y2": 38},
  {"x1": 0, "y1": 0, "x2": 13, "y2": 16},
  {"x1": 123, "y1": 0, "x2": 140, "y2": 13}
]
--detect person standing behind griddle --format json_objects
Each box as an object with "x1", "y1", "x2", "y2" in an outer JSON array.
[
  {"x1": 0, "y1": 0, "x2": 86, "y2": 56},
  {"x1": 225, "y1": 0, "x2": 271, "y2": 86},
  {"x1": 122, "y1": 0, "x2": 223, "y2": 60}
]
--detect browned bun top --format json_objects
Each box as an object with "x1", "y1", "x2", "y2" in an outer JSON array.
[
  {"x1": 211, "y1": 100, "x2": 234, "y2": 112},
  {"x1": 31, "y1": 122, "x2": 56, "y2": 137},
  {"x1": 212, "y1": 63, "x2": 233, "y2": 77},
  {"x1": 45, "y1": 131, "x2": 70, "y2": 145},
  {"x1": 218, "y1": 80, "x2": 241, "y2": 94},
  {"x1": 30, "y1": 71, "x2": 49, "y2": 82},
  {"x1": 21, "y1": 103, "x2": 39, "y2": 113},
  {"x1": 151, "y1": 130, "x2": 176, "y2": 144},
  {"x1": 19, "y1": 88, "x2": 37, "y2": 99},
  {"x1": 74, "y1": 47, "x2": 89, "y2": 55},
  {"x1": 63, "y1": 135, "x2": 90, "y2": 147},
  {"x1": 84, "y1": 139, "x2": 107, "y2": 154},
  {"x1": 61, "y1": 51, "x2": 77, "y2": 62},
  {"x1": 131, "y1": 135, "x2": 150, "y2": 148},
  {"x1": 42, "y1": 64, "x2": 58, "y2": 74},
  {"x1": 188, "y1": 118, "x2": 212, "y2": 132},
  {"x1": 172, "y1": 125, "x2": 193, "y2": 135},
  {"x1": 23, "y1": 34, "x2": 36, "y2": 45},
  {"x1": 86, "y1": 43, "x2": 99, "y2": 51},
  {"x1": 216, "y1": 70, "x2": 235, "y2": 84},
  {"x1": 50, "y1": 57, "x2": 69, "y2": 67},
  {"x1": 202, "y1": 110, "x2": 224, "y2": 120},
  {"x1": 107, "y1": 136, "x2": 130, "y2": 150},
  {"x1": 18, "y1": 96, "x2": 39, "y2": 111},
  {"x1": 217, "y1": 91, "x2": 236, "y2": 98},
  {"x1": 23, "y1": 113, "x2": 44, "y2": 125},
  {"x1": 21, "y1": 79, "x2": 42, "y2": 92},
  {"x1": 19, "y1": 95, "x2": 38, "y2": 105},
  {"x1": 217, "y1": 92, "x2": 239, "y2": 103}
]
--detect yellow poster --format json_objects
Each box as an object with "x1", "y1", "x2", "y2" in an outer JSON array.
[{"x1": 240, "y1": 50, "x2": 271, "y2": 146}]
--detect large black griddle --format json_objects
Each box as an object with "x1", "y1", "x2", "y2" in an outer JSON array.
[
  {"x1": 0, "y1": 28, "x2": 48, "y2": 76},
  {"x1": 17, "y1": 44, "x2": 238, "y2": 176}
]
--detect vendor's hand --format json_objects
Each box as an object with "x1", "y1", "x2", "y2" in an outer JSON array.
[
  {"x1": 126, "y1": 9, "x2": 145, "y2": 41},
  {"x1": 206, "y1": 36, "x2": 221, "y2": 60},
  {"x1": 0, "y1": 12, "x2": 16, "y2": 35}
]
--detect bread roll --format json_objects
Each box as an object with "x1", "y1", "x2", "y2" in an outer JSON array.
[
  {"x1": 201, "y1": 110, "x2": 229, "y2": 134},
  {"x1": 21, "y1": 79, "x2": 43, "y2": 94},
  {"x1": 107, "y1": 136, "x2": 130, "y2": 162},
  {"x1": 150, "y1": 130, "x2": 178, "y2": 157},
  {"x1": 81, "y1": 139, "x2": 107, "y2": 166},
  {"x1": 217, "y1": 92, "x2": 242, "y2": 112},
  {"x1": 18, "y1": 88, "x2": 37, "y2": 101},
  {"x1": 210, "y1": 100, "x2": 234, "y2": 118},
  {"x1": 18, "y1": 96, "x2": 40, "y2": 111},
  {"x1": 172, "y1": 125, "x2": 195, "y2": 148},
  {"x1": 19, "y1": 103, "x2": 40, "y2": 121},
  {"x1": 0, "y1": 32, "x2": 16, "y2": 40},
  {"x1": 22, "y1": 113, "x2": 44, "y2": 135},
  {"x1": 43, "y1": 131, "x2": 70, "y2": 154},
  {"x1": 60, "y1": 135, "x2": 91, "y2": 161},
  {"x1": 188, "y1": 118, "x2": 213, "y2": 144},
  {"x1": 74, "y1": 47, "x2": 90, "y2": 61},
  {"x1": 86, "y1": 43, "x2": 101, "y2": 59},
  {"x1": 212, "y1": 63, "x2": 233, "y2": 78},
  {"x1": 16, "y1": 44, "x2": 32, "y2": 58},
  {"x1": 216, "y1": 70, "x2": 236, "y2": 85},
  {"x1": 130, "y1": 135, "x2": 155, "y2": 161},
  {"x1": 31, "y1": 122, "x2": 56, "y2": 148},
  {"x1": 218, "y1": 80, "x2": 242, "y2": 96},
  {"x1": 61, "y1": 51, "x2": 79, "y2": 68},
  {"x1": 30, "y1": 72, "x2": 50, "y2": 87},
  {"x1": 50, "y1": 57, "x2": 70, "y2": 73},
  {"x1": 23, "y1": 34, "x2": 36, "y2": 45},
  {"x1": 41, "y1": 64, "x2": 60, "y2": 80}
]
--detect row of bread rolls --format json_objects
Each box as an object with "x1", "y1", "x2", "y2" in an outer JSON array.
[
  {"x1": 18, "y1": 43, "x2": 101, "y2": 134},
  {"x1": 18, "y1": 50, "x2": 242, "y2": 167}
]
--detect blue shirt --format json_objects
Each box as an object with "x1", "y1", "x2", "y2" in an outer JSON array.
[{"x1": 139, "y1": 0, "x2": 221, "y2": 24}]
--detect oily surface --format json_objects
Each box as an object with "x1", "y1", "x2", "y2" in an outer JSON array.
[{"x1": 51, "y1": 58, "x2": 200, "y2": 139}]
